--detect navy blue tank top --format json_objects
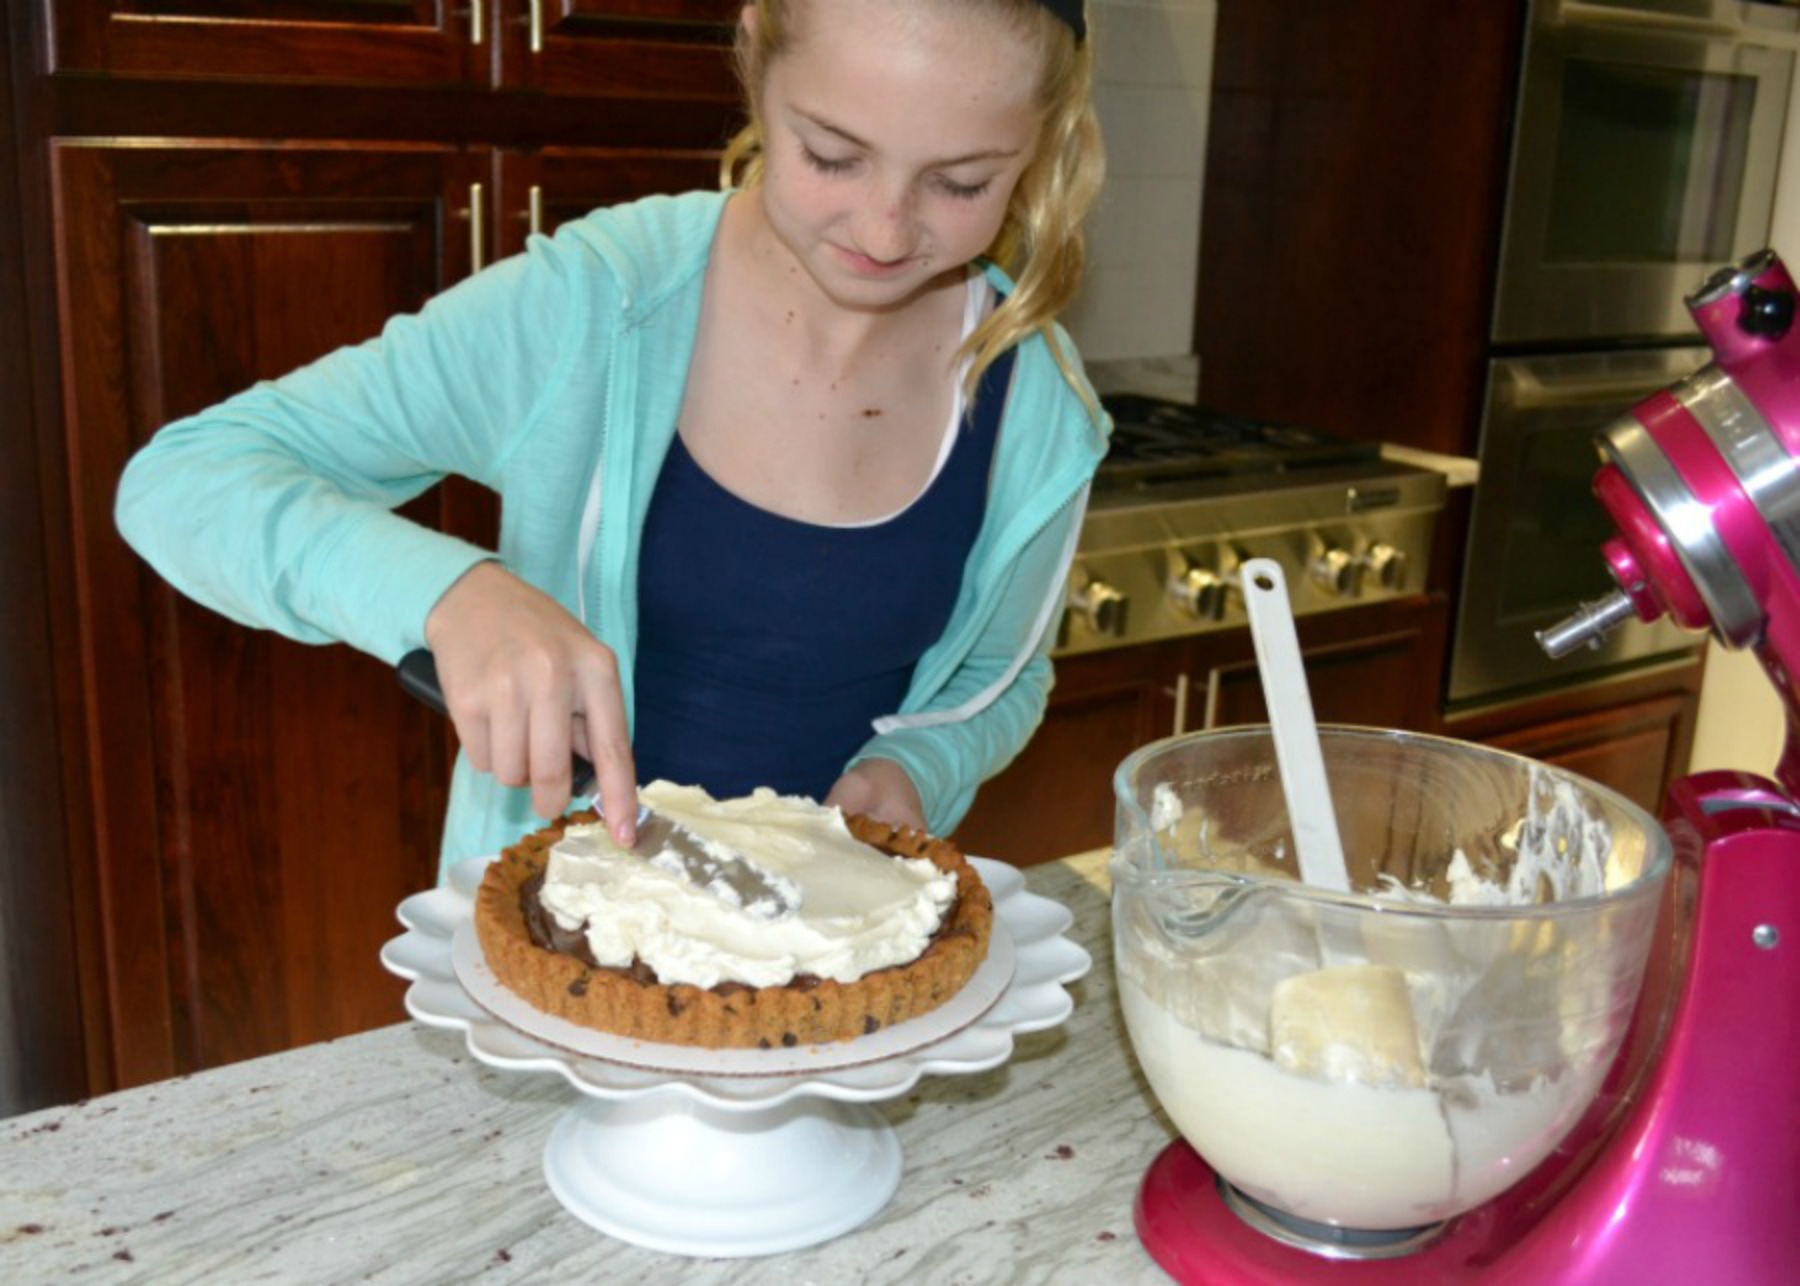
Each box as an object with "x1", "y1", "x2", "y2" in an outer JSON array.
[{"x1": 632, "y1": 346, "x2": 1016, "y2": 802}]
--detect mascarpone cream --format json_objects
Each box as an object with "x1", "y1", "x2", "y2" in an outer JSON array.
[{"x1": 537, "y1": 782, "x2": 957, "y2": 990}]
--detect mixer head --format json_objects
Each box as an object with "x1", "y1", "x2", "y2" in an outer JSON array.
[{"x1": 1537, "y1": 249, "x2": 1800, "y2": 676}]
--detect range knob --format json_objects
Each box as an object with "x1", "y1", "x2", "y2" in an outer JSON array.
[
  {"x1": 1071, "y1": 578, "x2": 1128, "y2": 636},
  {"x1": 1170, "y1": 565, "x2": 1231, "y2": 621},
  {"x1": 1309, "y1": 546, "x2": 1358, "y2": 597},
  {"x1": 1361, "y1": 541, "x2": 1407, "y2": 590}
]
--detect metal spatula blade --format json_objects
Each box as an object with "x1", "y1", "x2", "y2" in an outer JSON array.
[{"x1": 632, "y1": 810, "x2": 801, "y2": 922}]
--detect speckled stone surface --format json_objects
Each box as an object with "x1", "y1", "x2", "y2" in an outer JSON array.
[{"x1": 0, "y1": 857, "x2": 1186, "y2": 1284}]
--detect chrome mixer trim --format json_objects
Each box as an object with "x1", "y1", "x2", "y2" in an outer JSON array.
[
  {"x1": 1677, "y1": 366, "x2": 1800, "y2": 575},
  {"x1": 1602, "y1": 419, "x2": 1763, "y2": 648},
  {"x1": 1216, "y1": 1178, "x2": 1448, "y2": 1261}
]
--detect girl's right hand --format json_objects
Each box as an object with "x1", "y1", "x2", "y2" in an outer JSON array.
[{"x1": 423, "y1": 561, "x2": 638, "y2": 843}]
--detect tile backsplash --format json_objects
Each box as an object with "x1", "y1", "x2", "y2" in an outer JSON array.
[{"x1": 1064, "y1": 0, "x2": 1217, "y2": 387}]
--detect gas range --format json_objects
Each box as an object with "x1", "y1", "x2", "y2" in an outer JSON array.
[{"x1": 1057, "y1": 396, "x2": 1449, "y2": 656}]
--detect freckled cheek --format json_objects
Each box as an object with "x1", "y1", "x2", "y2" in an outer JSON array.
[
  {"x1": 772, "y1": 165, "x2": 844, "y2": 213},
  {"x1": 938, "y1": 202, "x2": 1010, "y2": 251}
]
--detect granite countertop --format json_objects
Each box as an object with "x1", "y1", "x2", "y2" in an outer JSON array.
[{"x1": 0, "y1": 853, "x2": 1184, "y2": 1284}]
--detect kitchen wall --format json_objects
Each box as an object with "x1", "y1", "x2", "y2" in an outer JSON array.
[{"x1": 1063, "y1": 0, "x2": 1216, "y2": 400}]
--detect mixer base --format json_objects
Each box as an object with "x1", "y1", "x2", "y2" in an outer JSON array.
[
  {"x1": 1217, "y1": 1178, "x2": 1446, "y2": 1259},
  {"x1": 1135, "y1": 1141, "x2": 1481, "y2": 1283}
]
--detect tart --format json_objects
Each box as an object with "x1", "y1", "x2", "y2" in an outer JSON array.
[{"x1": 473, "y1": 802, "x2": 993, "y2": 1049}]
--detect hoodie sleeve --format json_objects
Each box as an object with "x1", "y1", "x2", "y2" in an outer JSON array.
[
  {"x1": 115, "y1": 229, "x2": 591, "y2": 664},
  {"x1": 851, "y1": 483, "x2": 1088, "y2": 835}
]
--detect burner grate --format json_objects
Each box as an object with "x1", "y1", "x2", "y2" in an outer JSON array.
[{"x1": 1099, "y1": 394, "x2": 1380, "y2": 482}]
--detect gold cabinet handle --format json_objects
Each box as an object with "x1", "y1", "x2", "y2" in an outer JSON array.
[
  {"x1": 530, "y1": 0, "x2": 544, "y2": 53},
  {"x1": 528, "y1": 184, "x2": 543, "y2": 240},
  {"x1": 469, "y1": 182, "x2": 485, "y2": 272},
  {"x1": 470, "y1": 0, "x2": 484, "y2": 45}
]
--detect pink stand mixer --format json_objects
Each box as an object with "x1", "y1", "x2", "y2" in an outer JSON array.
[{"x1": 1127, "y1": 251, "x2": 1800, "y2": 1281}]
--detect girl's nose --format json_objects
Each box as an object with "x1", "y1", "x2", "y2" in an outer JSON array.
[{"x1": 857, "y1": 185, "x2": 918, "y2": 262}]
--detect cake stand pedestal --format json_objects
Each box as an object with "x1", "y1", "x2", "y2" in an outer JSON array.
[
  {"x1": 381, "y1": 856, "x2": 1089, "y2": 1258},
  {"x1": 545, "y1": 1094, "x2": 900, "y2": 1253}
]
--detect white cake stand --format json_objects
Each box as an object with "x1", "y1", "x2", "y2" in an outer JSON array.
[{"x1": 381, "y1": 856, "x2": 1090, "y2": 1257}]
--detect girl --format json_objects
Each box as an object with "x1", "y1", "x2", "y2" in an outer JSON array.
[{"x1": 116, "y1": 0, "x2": 1107, "y2": 868}]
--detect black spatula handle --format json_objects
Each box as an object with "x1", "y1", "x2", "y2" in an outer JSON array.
[{"x1": 396, "y1": 648, "x2": 597, "y2": 797}]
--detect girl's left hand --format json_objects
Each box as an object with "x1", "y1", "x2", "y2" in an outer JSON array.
[{"x1": 825, "y1": 759, "x2": 927, "y2": 832}]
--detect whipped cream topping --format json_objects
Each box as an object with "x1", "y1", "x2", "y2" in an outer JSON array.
[{"x1": 537, "y1": 782, "x2": 957, "y2": 990}]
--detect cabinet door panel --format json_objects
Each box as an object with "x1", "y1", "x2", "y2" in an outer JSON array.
[
  {"x1": 491, "y1": 146, "x2": 721, "y2": 259},
  {"x1": 52, "y1": 142, "x2": 481, "y2": 1088},
  {"x1": 1484, "y1": 694, "x2": 1691, "y2": 817},
  {"x1": 49, "y1": 1, "x2": 476, "y2": 85},
  {"x1": 955, "y1": 643, "x2": 1184, "y2": 867},
  {"x1": 1205, "y1": 624, "x2": 1442, "y2": 732},
  {"x1": 495, "y1": 0, "x2": 738, "y2": 99}
]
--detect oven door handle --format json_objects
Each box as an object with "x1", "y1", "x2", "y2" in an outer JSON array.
[
  {"x1": 1492, "y1": 349, "x2": 1714, "y2": 415},
  {"x1": 1504, "y1": 368, "x2": 1687, "y2": 413},
  {"x1": 1550, "y1": 0, "x2": 1769, "y2": 42}
]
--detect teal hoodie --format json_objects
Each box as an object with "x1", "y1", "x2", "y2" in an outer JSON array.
[{"x1": 116, "y1": 190, "x2": 1109, "y2": 867}]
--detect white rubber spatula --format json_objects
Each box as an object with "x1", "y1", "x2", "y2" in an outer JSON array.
[
  {"x1": 1240, "y1": 559, "x2": 1350, "y2": 894},
  {"x1": 1241, "y1": 559, "x2": 1427, "y2": 1088}
]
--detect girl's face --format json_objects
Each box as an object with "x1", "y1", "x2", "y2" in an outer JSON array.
[{"x1": 751, "y1": 0, "x2": 1045, "y2": 312}]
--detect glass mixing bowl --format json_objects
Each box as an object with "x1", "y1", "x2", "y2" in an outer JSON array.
[{"x1": 1112, "y1": 726, "x2": 1671, "y2": 1234}]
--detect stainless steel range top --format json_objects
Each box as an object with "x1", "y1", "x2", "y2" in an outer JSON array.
[{"x1": 1057, "y1": 397, "x2": 1448, "y2": 657}]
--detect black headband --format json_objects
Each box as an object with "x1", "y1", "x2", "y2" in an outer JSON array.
[{"x1": 1038, "y1": 0, "x2": 1086, "y2": 42}]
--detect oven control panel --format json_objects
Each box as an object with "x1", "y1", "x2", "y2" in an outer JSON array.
[{"x1": 1054, "y1": 467, "x2": 1447, "y2": 657}]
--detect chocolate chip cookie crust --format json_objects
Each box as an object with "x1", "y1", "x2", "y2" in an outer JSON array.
[{"x1": 473, "y1": 809, "x2": 994, "y2": 1049}]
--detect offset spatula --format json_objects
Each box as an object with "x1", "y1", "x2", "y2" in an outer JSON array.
[{"x1": 395, "y1": 649, "x2": 799, "y2": 919}]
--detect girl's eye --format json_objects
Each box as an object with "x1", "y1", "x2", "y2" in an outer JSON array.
[
  {"x1": 801, "y1": 145, "x2": 855, "y2": 175},
  {"x1": 935, "y1": 175, "x2": 994, "y2": 202}
]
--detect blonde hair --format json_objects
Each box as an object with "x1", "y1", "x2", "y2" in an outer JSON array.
[{"x1": 720, "y1": 0, "x2": 1105, "y2": 409}]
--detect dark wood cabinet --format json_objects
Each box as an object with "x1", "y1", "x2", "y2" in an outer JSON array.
[
  {"x1": 4, "y1": 0, "x2": 742, "y2": 1108},
  {"x1": 1445, "y1": 660, "x2": 1705, "y2": 821},
  {"x1": 491, "y1": 145, "x2": 720, "y2": 258},
  {"x1": 48, "y1": 0, "x2": 478, "y2": 85},
  {"x1": 52, "y1": 140, "x2": 484, "y2": 1086},
  {"x1": 48, "y1": 0, "x2": 738, "y2": 98},
  {"x1": 953, "y1": 639, "x2": 1186, "y2": 868},
  {"x1": 496, "y1": 0, "x2": 739, "y2": 98},
  {"x1": 1195, "y1": 0, "x2": 1525, "y2": 458},
  {"x1": 956, "y1": 595, "x2": 1450, "y2": 866}
]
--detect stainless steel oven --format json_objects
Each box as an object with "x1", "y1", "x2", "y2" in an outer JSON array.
[
  {"x1": 1448, "y1": 349, "x2": 1706, "y2": 706},
  {"x1": 1493, "y1": 0, "x2": 1797, "y2": 347},
  {"x1": 1448, "y1": 0, "x2": 1794, "y2": 708}
]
